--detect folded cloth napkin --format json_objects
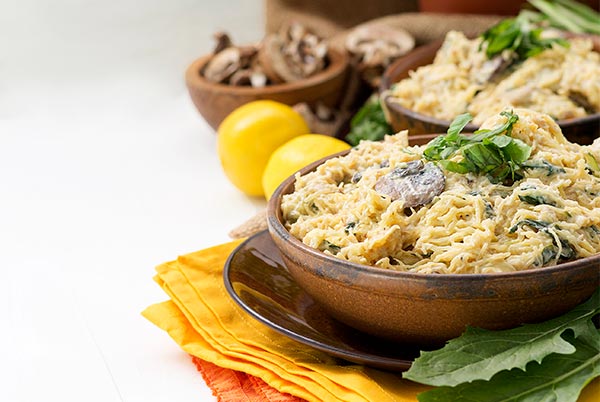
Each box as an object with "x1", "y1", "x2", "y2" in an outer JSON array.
[
  {"x1": 192, "y1": 355, "x2": 305, "y2": 401},
  {"x1": 143, "y1": 240, "x2": 599, "y2": 402},
  {"x1": 142, "y1": 240, "x2": 429, "y2": 402}
]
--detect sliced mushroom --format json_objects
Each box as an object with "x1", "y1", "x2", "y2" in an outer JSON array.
[
  {"x1": 568, "y1": 90, "x2": 596, "y2": 114},
  {"x1": 258, "y1": 23, "x2": 329, "y2": 83},
  {"x1": 203, "y1": 47, "x2": 241, "y2": 83},
  {"x1": 258, "y1": 34, "x2": 295, "y2": 83},
  {"x1": 475, "y1": 54, "x2": 514, "y2": 84},
  {"x1": 212, "y1": 31, "x2": 232, "y2": 54},
  {"x1": 228, "y1": 69, "x2": 253, "y2": 86},
  {"x1": 345, "y1": 25, "x2": 414, "y2": 87},
  {"x1": 292, "y1": 102, "x2": 348, "y2": 137},
  {"x1": 374, "y1": 161, "x2": 445, "y2": 208}
]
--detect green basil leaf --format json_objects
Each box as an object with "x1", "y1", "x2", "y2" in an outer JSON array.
[
  {"x1": 503, "y1": 138, "x2": 532, "y2": 164},
  {"x1": 438, "y1": 160, "x2": 473, "y2": 174},
  {"x1": 446, "y1": 112, "x2": 473, "y2": 141}
]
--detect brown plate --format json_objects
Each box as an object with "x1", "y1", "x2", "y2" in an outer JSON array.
[{"x1": 223, "y1": 230, "x2": 421, "y2": 371}]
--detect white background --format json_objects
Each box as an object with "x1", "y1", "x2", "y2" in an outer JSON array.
[{"x1": 1, "y1": 1, "x2": 266, "y2": 401}]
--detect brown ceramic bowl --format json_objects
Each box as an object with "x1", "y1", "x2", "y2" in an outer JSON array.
[
  {"x1": 266, "y1": 146, "x2": 600, "y2": 346},
  {"x1": 185, "y1": 48, "x2": 349, "y2": 130},
  {"x1": 380, "y1": 40, "x2": 600, "y2": 145}
]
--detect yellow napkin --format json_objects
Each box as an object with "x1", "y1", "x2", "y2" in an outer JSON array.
[
  {"x1": 143, "y1": 240, "x2": 599, "y2": 402},
  {"x1": 143, "y1": 240, "x2": 428, "y2": 402}
]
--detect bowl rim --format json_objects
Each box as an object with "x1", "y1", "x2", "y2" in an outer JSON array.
[
  {"x1": 379, "y1": 39, "x2": 600, "y2": 131},
  {"x1": 185, "y1": 47, "x2": 349, "y2": 94},
  {"x1": 267, "y1": 150, "x2": 600, "y2": 284}
]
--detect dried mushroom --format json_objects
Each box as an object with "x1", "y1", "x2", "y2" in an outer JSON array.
[
  {"x1": 293, "y1": 102, "x2": 348, "y2": 137},
  {"x1": 345, "y1": 25, "x2": 415, "y2": 87},
  {"x1": 203, "y1": 47, "x2": 242, "y2": 83},
  {"x1": 201, "y1": 24, "x2": 329, "y2": 87},
  {"x1": 202, "y1": 32, "x2": 266, "y2": 87},
  {"x1": 374, "y1": 161, "x2": 445, "y2": 208},
  {"x1": 259, "y1": 23, "x2": 329, "y2": 83}
]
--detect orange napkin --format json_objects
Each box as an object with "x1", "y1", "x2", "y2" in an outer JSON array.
[
  {"x1": 192, "y1": 356, "x2": 305, "y2": 401},
  {"x1": 142, "y1": 240, "x2": 599, "y2": 402}
]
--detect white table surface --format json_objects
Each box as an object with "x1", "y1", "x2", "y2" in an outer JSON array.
[{"x1": 1, "y1": 1, "x2": 267, "y2": 401}]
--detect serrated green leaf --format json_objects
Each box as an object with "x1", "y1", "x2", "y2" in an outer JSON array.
[
  {"x1": 416, "y1": 331, "x2": 600, "y2": 402},
  {"x1": 403, "y1": 288, "x2": 600, "y2": 387}
]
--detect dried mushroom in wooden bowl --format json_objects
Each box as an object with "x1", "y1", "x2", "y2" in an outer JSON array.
[
  {"x1": 202, "y1": 23, "x2": 330, "y2": 88},
  {"x1": 185, "y1": 23, "x2": 349, "y2": 130}
]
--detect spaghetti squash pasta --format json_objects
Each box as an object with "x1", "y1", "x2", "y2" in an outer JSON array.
[{"x1": 281, "y1": 109, "x2": 600, "y2": 274}]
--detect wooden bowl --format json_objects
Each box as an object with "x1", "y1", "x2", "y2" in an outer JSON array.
[
  {"x1": 266, "y1": 150, "x2": 600, "y2": 346},
  {"x1": 185, "y1": 48, "x2": 349, "y2": 130},
  {"x1": 380, "y1": 40, "x2": 600, "y2": 144}
]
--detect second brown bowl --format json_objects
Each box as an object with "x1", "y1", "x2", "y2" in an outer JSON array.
[{"x1": 380, "y1": 40, "x2": 600, "y2": 144}]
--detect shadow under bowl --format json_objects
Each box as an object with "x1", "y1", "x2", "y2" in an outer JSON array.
[
  {"x1": 185, "y1": 48, "x2": 349, "y2": 130},
  {"x1": 266, "y1": 150, "x2": 600, "y2": 346},
  {"x1": 380, "y1": 40, "x2": 600, "y2": 145}
]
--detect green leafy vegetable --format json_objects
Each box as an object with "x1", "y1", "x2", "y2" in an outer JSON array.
[
  {"x1": 522, "y1": 159, "x2": 566, "y2": 176},
  {"x1": 480, "y1": 11, "x2": 569, "y2": 60},
  {"x1": 518, "y1": 193, "x2": 556, "y2": 206},
  {"x1": 585, "y1": 152, "x2": 600, "y2": 174},
  {"x1": 423, "y1": 111, "x2": 532, "y2": 183},
  {"x1": 403, "y1": 289, "x2": 600, "y2": 387},
  {"x1": 404, "y1": 289, "x2": 600, "y2": 402},
  {"x1": 528, "y1": 0, "x2": 600, "y2": 35},
  {"x1": 508, "y1": 218, "x2": 550, "y2": 233},
  {"x1": 416, "y1": 332, "x2": 600, "y2": 402},
  {"x1": 344, "y1": 95, "x2": 393, "y2": 146},
  {"x1": 344, "y1": 222, "x2": 356, "y2": 234},
  {"x1": 320, "y1": 240, "x2": 341, "y2": 253}
]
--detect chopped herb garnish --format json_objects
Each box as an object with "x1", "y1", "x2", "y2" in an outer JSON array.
[
  {"x1": 588, "y1": 225, "x2": 600, "y2": 236},
  {"x1": 518, "y1": 194, "x2": 556, "y2": 206},
  {"x1": 509, "y1": 219, "x2": 550, "y2": 233},
  {"x1": 522, "y1": 160, "x2": 566, "y2": 176},
  {"x1": 344, "y1": 95, "x2": 393, "y2": 146},
  {"x1": 344, "y1": 222, "x2": 356, "y2": 234},
  {"x1": 424, "y1": 111, "x2": 531, "y2": 183},
  {"x1": 584, "y1": 152, "x2": 600, "y2": 175},
  {"x1": 480, "y1": 11, "x2": 569, "y2": 60},
  {"x1": 484, "y1": 200, "x2": 495, "y2": 218},
  {"x1": 540, "y1": 245, "x2": 557, "y2": 265},
  {"x1": 320, "y1": 240, "x2": 341, "y2": 254}
]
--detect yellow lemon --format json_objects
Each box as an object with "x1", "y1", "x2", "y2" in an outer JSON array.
[
  {"x1": 217, "y1": 100, "x2": 309, "y2": 196},
  {"x1": 262, "y1": 134, "x2": 351, "y2": 200}
]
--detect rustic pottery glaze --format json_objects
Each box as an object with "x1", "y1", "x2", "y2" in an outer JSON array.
[
  {"x1": 185, "y1": 48, "x2": 349, "y2": 130},
  {"x1": 266, "y1": 150, "x2": 600, "y2": 345},
  {"x1": 380, "y1": 40, "x2": 600, "y2": 144}
]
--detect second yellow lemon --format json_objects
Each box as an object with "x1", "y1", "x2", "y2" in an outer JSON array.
[
  {"x1": 262, "y1": 134, "x2": 351, "y2": 200},
  {"x1": 217, "y1": 100, "x2": 309, "y2": 197}
]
